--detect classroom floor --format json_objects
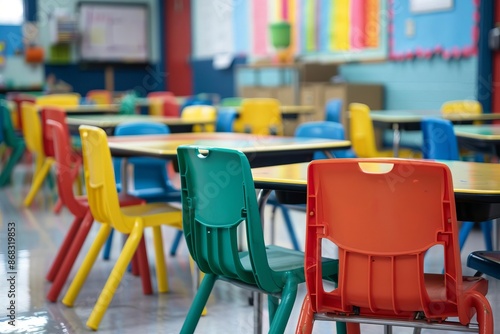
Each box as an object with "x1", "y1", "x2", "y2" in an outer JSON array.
[{"x1": 0, "y1": 162, "x2": 499, "y2": 334}]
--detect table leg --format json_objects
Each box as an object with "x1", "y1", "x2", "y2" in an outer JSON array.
[
  {"x1": 253, "y1": 188, "x2": 272, "y2": 334},
  {"x1": 392, "y1": 123, "x2": 400, "y2": 157}
]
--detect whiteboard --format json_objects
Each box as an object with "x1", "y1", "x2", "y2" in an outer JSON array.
[{"x1": 78, "y1": 3, "x2": 149, "y2": 63}]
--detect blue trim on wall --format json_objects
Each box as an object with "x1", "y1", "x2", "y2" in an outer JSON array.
[
  {"x1": 24, "y1": 0, "x2": 37, "y2": 22},
  {"x1": 477, "y1": 0, "x2": 494, "y2": 112},
  {"x1": 44, "y1": 64, "x2": 165, "y2": 96},
  {"x1": 191, "y1": 56, "x2": 247, "y2": 98}
]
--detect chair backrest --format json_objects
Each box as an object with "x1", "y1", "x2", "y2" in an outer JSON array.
[
  {"x1": 215, "y1": 108, "x2": 237, "y2": 132},
  {"x1": 10, "y1": 93, "x2": 36, "y2": 130},
  {"x1": 114, "y1": 122, "x2": 176, "y2": 193},
  {"x1": 306, "y1": 159, "x2": 462, "y2": 318},
  {"x1": 0, "y1": 100, "x2": 23, "y2": 147},
  {"x1": 79, "y1": 125, "x2": 129, "y2": 233},
  {"x1": 180, "y1": 96, "x2": 213, "y2": 113},
  {"x1": 295, "y1": 121, "x2": 353, "y2": 159},
  {"x1": 119, "y1": 94, "x2": 137, "y2": 115},
  {"x1": 220, "y1": 97, "x2": 243, "y2": 107},
  {"x1": 441, "y1": 100, "x2": 482, "y2": 115},
  {"x1": 325, "y1": 98, "x2": 343, "y2": 123},
  {"x1": 147, "y1": 91, "x2": 175, "y2": 99},
  {"x1": 148, "y1": 95, "x2": 179, "y2": 117},
  {"x1": 421, "y1": 117, "x2": 460, "y2": 160},
  {"x1": 349, "y1": 103, "x2": 378, "y2": 157},
  {"x1": 86, "y1": 90, "x2": 112, "y2": 105},
  {"x1": 177, "y1": 146, "x2": 281, "y2": 292},
  {"x1": 36, "y1": 93, "x2": 81, "y2": 107},
  {"x1": 44, "y1": 108, "x2": 85, "y2": 214},
  {"x1": 234, "y1": 98, "x2": 283, "y2": 135},
  {"x1": 21, "y1": 102, "x2": 45, "y2": 157},
  {"x1": 181, "y1": 105, "x2": 216, "y2": 132}
]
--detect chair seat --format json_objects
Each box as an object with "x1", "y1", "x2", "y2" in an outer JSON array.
[
  {"x1": 120, "y1": 202, "x2": 183, "y2": 228},
  {"x1": 467, "y1": 251, "x2": 500, "y2": 280},
  {"x1": 383, "y1": 130, "x2": 423, "y2": 151},
  {"x1": 240, "y1": 245, "x2": 337, "y2": 277}
]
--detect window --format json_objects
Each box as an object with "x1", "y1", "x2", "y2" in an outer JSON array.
[{"x1": 0, "y1": 0, "x2": 24, "y2": 25}]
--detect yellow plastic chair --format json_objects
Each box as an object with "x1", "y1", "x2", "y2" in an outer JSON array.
[
  {"x1": 441, "y1": 99, "x2": 482, "y2": 115},
  {"x1": 181, "y1": 105, "x2": 216, "y2": 132},
  {"x1": 349, "y1": 103, "x2": 417, "y2": 158},
  {"x1": 86, "y1": 90, "x2": 112, "y2": 105},
  {"x1": 441, "y1": 100, "x2": 485, "y2": 159},
  {"x1": 62, "y1": 125, "x2": 183, "y2": 331},
  {"x1": 36, "y1": 93, "x2": 81, "y2": 107},
  {"x1": 21, "y1": 102, "x2": 56, "y2": 207},
  {"x1": 233, "y1": 98, "x2": 284, "y2": 135}
]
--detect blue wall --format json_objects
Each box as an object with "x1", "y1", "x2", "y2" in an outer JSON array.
[
  {"x1": 192, "y1": 56, "x2": 246, "y2": 98},
  {"x1": 340, "y1": 57, "x2": 478, "y2": 110}
]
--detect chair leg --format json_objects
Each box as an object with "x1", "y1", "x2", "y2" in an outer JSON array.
[
  {"x1": 136, "y1": 235, "x2": 153, "y2": 295},
  {"x1": 62, "y1": 224, "x2": 112, "y2": 307},
  {"x1": 86, "y1": 220, "x2": 144, "y2": 331},
  {"x1": 458, "y1": 221, "x2": 475, "y2": 250},
  {"x1": 180, "y1": 273, "x2": 217, "y2": 334},
  {"x1": 53, "y1": 198, "x2": 64, "y2": 214},
  {"x1": 269, "y1": 277, "x2": 299, "y2": 333},
  {"x1": 296, "y1": 295, "x2": 314, "y2": 334},
  {"x1": 102, "y1": 228, "x2": 114, "y2": 260},
  {"x1": 268, "y1": 295, "x2": 279, "y2": 326},
  {"x1": 152, "y1": 226, "x2": 169, "y2": 293},
  {"x1": 46, "y1": 215, "x2": 84, "y2": 282},
  {"x1": 47, "y1": 211, "x2": 94, "y2": 302},
  {"x1": 169, "y1": 230, "x2": 184, "y2": 256},
  {"x1": 480, "y1": 220, "x2": 493, "y2": 251},
  {"x1": 23, "y1": 159, "x2": 53, "y2": 207},
  {"x1": 0, "y1": 143, "x2": 25, "y2": 187}
]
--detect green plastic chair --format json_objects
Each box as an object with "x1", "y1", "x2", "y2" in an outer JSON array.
[
  {"x1": 0, "y1": 101, "x2": 26, "y2": 187},
  {"x1": 177, "y1": 146, "x2": 341, "y2": 333},
  {"x1": 119, "y1": 93, "x2": 137, "y2": 115}
]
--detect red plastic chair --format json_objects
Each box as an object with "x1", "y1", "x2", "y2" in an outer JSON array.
[
  {"x1": 147, "y1": 91, "x2": 179, "y2": 117},
  {"x1": 297, "y1": 159, "x2": 493, "y2": 334},
  {"x1": 42, "y1": 107, "x2": 150, "y2": 302}
]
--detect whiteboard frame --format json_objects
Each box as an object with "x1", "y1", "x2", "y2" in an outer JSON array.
[{"x1": 77, "y1": 2, "x2": 151, "y2": 65}]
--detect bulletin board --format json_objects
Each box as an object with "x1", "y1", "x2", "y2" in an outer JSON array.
[
  {"x1": 390, "y1": 0, "x2": 478, "y2": 60},
  {"x1": 78, "y1": 2, "x2": 150, "y2": 64}
]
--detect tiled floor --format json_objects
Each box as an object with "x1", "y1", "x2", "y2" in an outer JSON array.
[{"x1": 0, "y1": 163, "x2": 499, "y2": 333}]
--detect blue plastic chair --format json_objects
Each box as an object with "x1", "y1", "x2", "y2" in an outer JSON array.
[
  {"x1": 325, "y1": 98, "x2": 342, "y2": 123},
  {"x1": 216, "y1": 108, "x2": 237, "y2": 132},
  {"x1": 179, "y1": 96, "x2": 212, "y2": 114},
  {"x1": 103, "y1": 121, "x2": 182, "y2": 260},
  {"x1": 422, "y1": 117, "x2": 492, "y2": 251},
  {"x1": 268, "y1": 121, "x2": 357, "y2": 251}
]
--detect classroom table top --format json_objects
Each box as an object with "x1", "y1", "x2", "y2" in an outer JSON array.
[
  {"x1": 251, "y1": 159, "x2": 500, "y2": 223},
  {"x1": 370, "y1": 110, "x2": 500, "y2": 125},
  {"x1": 107, "y1": 132, "x2": 351, "y2": 168},
  {"x1": 66, "y1": 114, "x2": 215, "y2": 135},
  {"x1": 454, "y1": 124, "x2": 500, "y2": 141}
]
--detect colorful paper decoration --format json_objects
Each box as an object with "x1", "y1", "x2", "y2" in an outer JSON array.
[{"x1": 332, "y1": 0, "x2": 350, "y2": 51}]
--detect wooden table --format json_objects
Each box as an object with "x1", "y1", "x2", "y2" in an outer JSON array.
[
  {"x1": 370, "y1": 110, "x2": 500, "y2": 156},
  {"x1": 107, "y1": 132, "x2": 351, "y2": 168},
  {"x1": 252, "y1": 159, "x2": 500, "y2": 249},
  {"x1": 231, "y1": 105, "x2": 316, "y2": 120},
  {"x1": 454, "y1": 124, "x2": 500, "y2": 158},
  {"x1": 66, "y1": 114, "x2": 215, "y2": 135}
]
